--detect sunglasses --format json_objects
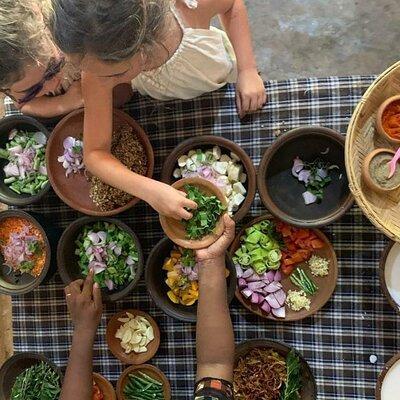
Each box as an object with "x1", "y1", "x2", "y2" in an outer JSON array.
[{"x1": 1, "y1": 57, "x2": 66, "y2": 105}]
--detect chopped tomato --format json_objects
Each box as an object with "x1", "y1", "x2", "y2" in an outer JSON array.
[{"x1": 93, "y1": 381, "x2": 104, "y2": 400}]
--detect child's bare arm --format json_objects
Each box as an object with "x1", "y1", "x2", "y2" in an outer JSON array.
[{"x1": 19, "y1": 81, "x2": 83, "y2": 118}]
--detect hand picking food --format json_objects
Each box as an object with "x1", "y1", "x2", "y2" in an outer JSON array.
[
  {"x1": 75, "y1": 221, "x2": 138, "y2": 290},
  {"x1": 234, "y1": 347, "x2": 302, "y2": 400},
  {"x1": 0, "y1": 216, "x2": 46, "y2": 278},
  {"x1": 0, "y1": 129, "x2": 48, "y2": 195},
  {"x1": 123, "y1": 371, "x2": 165, "y2": 400},
  {"x1": 173, "y1": 146, "x2": 247, "y2": 214},
  {"x1": 115, "y1": 312, "x2": 155, "y2": 354},
  {"x1": 183, "y1": 184, "x2": 225, "y2": 240}
]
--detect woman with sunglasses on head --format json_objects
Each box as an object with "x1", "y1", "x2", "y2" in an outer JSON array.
[{"x1": 0, "y1": 0, "x2": 82, "y2": 118}]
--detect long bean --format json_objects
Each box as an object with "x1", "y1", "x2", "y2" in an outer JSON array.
[
  {"x1": 290, "y1": 267, "x2": 318, "y2": 295},
  {"x1": 124, "y1": 372, "x2": 165, "y2": 400}
]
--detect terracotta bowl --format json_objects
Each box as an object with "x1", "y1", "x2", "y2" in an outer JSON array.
[
  {"x1": 145, "y1": 237, "x2": 237, "y2": 322},
  {"x1": 0, "y1": 210, "x2": 51, "y2": 295},
  {"x1": 362, "y1": 148, "x2": 400, "y2": 193},
  {"x1": 106, "y1": 309, "x2": 160, "y2": 365},
  {"x1": 379, "y1": 241, "x2": 400, "y2": 314},
  {"x1": 234, "y1": 339, "x2": 317, "y2": 399},
  {"x1": 46, "y1": 108, "x2": 154, "y2": 216},
  {"x1": 0, "y1": 115, "x2": 51, "y2": 206},
  {"x1": 116, "y1": 364, "x2": 171, "y2": 400},
  {"x1": 376, "y1": 95, "x2": 400, "y2": 145},
  {"x1": 229, "y1": 215, "x2": 338, "y2": 322},
  {"x1": 57, "y1": 216, "x2": 143, "y2": 302},
  {"x1": 0, "y1": 352, "x2": 63, "y2": 400},
  {"x1": 159, "y1": 177, "x2": 227, "y2": 250},
  {"x1": 93, "y1": 372, "x2": 116, "y2": 400},
  {"x1": 160, "y1": 135, "x2": 256, "y2": 222},
  {"x1": 257, "y1": 126, "x2": 353, "y2": 228},
  {"x1": 376, "y1": 352, "x2": 400, "y2": 399}
]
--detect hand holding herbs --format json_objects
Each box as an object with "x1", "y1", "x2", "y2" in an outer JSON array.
[
  {"x1": 0, "y1": 129, "x2": 48, "y2": 195},
  {"x1": 75, "y1": 221, "x2": 138, "y2": 290},
  {"x1": 10, "y1": 361, "x2": 61, "y2": 400},
  {"x1": 183, "y1": 184, "x2": 225, "y2": 240}
]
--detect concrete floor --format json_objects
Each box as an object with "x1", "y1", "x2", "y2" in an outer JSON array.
[{"x1": 246, "y1": 0, "x2": 400, "y2": 80}]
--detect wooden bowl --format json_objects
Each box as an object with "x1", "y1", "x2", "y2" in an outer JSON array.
[
  {"x1": 258, "y1": 126, "x2": 352, "y2": 228},
  {"x1": 93, "y1": 372, "x2": 116, "y2": 400},
  {"x1": 106, "y1": 309, "x2": 160, "y2": 365},
  {"x1": 0, "y1": 115, "x2": 51, "y2": 206},
  {"x1": 46, "y1": 108, "x2": 154, "y2": 216},
  {"x1": 229, "y1": 215, "x2": 338, "y2": 321},
  {"x1": 234, "y1": 339, "x2": 317, "y2": 399},
  {"x1": 145, "y1": 237, "x2": 237, "y2": 322},
  {"x1": 376, "y1": 95, "x2": 400, "y2": 144},
  {"x1": 0, "y1": 210, "x2": 51, "y2": 295},
  {"x1": 160, "y1": 135, "x2": 256, "y2": 222},
  {"x1": 379, "y1": 241, "x2": 400, "y2": 314},
  {"x1": 116, "y1": 364, "x2": 171, "y2": 400},
  {"x1": 362, "y1": 148, "x2": 400, "y2": 193},
  {"x1": 159, "y1": 177, "x2": 227, "y2": 250},
  {"x1": 57, "y1": 216, "x2": 143, "y2": 302},
  {"x1": 376, "y1": 352, "x2": 400, "y2": 400},
  {"x1": 0, "y1": 352, "x2": 63, "y2": 400},
  {"x1": 346, "y1": 61, "x2": 400, "y2": 242}
]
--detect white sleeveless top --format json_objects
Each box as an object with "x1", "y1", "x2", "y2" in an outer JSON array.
[{"x1": 131, "y1": 0, "x2": 237, "y2": 100}]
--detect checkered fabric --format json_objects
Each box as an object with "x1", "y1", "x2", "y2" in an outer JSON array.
[{"x1": 7, "y1": 77, "x2": 400, "y2": 400}]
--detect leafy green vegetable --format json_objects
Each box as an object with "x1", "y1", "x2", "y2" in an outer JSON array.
[
  {"x1": 183, "y1": 185, "x2": 225, "y2": 240},
  {"x1": 303, "y1": 158, "x2": 333, "y2": 201},
  {"x1": 290, "y1": 267, "x2": 318, "y2": 295},
  {"x1": 181, "y1": 248, "x2": 196, "y2": 267},
  {"x1": 233, "y1": 221, "x2": 282, "y2": 274},
  {"x1": 10, "y1": 361, "x2": 61, "y2": 400},
  {"x1": 280, "y1": 350, "x2": 302, "y2": 400}
]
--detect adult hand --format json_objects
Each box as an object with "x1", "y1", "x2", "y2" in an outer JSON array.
[
  {"x1": 146, "y1": 181, "x2": 198, "y2": 220},
  {"x1": 236, "y1": 68, "x2": 267, "y2": 118},
  {"x1": 64, "y1": 269, "x2": 103, "y2": 335}
]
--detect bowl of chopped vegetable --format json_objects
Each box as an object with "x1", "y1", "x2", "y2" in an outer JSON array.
[
  {"x1": 116, "y1": 364, "x2": 171, "y2": 400},
  {"x1": 0, "y1": 352, "x2": 62, "y2": 400},
  {"x1": 57, "y1": 217, "x2": 143, "y2": 302},
  {"x1": 257, "y1": 126, "x2": 353, "y2": 228},
  {"x1": 145, "y1": 237, "x2": 237, "y2": 322},
  {"x1": 234, "y1": 339, "x2": 317, "y2": 400},
  {"x1": 106, "y1": 309, "x2": 160, "y2": 365},
  {"x1": 0, "y1": 210, "x2": 51, "y2": 295},
  {"x1": 159, "y1": 177, "x2": 227, "y2": 250},
  {"x1": 230, "y1": 215, "x2": 338, "y2": 321},
  {"x1": 161, "y1": 136, "x2": 256, "y2": 222},
  {"x1": 46, "y1": 108, "x2": 154, "y2": 216},
  {"x1": 0, "y1": 115, "x2": 50, "y2": 206},
  {"x1": 93, "y1": 372, "x2": 116, "y2": 400}
]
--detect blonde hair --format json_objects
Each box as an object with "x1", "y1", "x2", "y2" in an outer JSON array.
[{"x1": 0, "y1": 0, "x2": 55, "y2": 88}]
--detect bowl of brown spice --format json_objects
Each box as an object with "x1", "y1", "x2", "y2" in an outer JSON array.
[{"x1": 46, "y1": 108, "x2": 154, "y2": 216}]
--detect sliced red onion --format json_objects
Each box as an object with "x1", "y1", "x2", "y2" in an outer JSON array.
[
  {"x1": 242, "y1": 268, "x2": 254, "y2": 279},
  {"x1": 97, "y1": 231, "x2": 107, "y2": 244},
  {"x1": 271, "y1": 306, "x2": 286, "y2": 318},
  {"x1": 246, "y1": 274, "x2": 261, "y2": 282},
  {"x1": 264, "y1": 281, "x2": 282, "y2": 293},
  {"x1": 298, "y1": 169, "x2": 311, "y2": 184},
  {"x1": 261, "y1": 301, "x2": 271, "y2": 314},
  {"x1": 88, "y1": 232, "x2": 100, "y2": 245},
  {"x1": 317, "y1": 168, "x2": 328, "y2": 179},
  {"x1": 8, "y1": 129, "x2": 18, "y2": 140},
  {"x1": 105, "y1": 279, "x2": 114, "y2": 291},
  {"x1": 89, "y1": 261, "x2": 107, "y2": 274},
  {"x1": 235, "y1": 264, "x2": 243, "y2": 278},
  {"x1": 250, "y1": 292, "x2": 260, "y2": 304},
  {"x1": 265, "y1": 270, "x2": 275, "y2": 282},
  {"x1": 241, "y1": 288, "x2": 253, "y2": 299},
  {"x1": 59, "y1": 136, "x2": 84, "y2": 177},
  {"x1": 292, "y1": 157, "x2": 304, "y2": 177},
  {"x1": 126, "y1": 255, "x2": 135, "y2": 266},
  {"x1": 274, "y1": 289, "x2": 287, "y2": 306},
  {"x1": 33, "y1": 131, "x2": 47, "y2": 145},
  {"x1": 247, "y1": 281, "x2": 265, "y2": 291},
  {"x1": 238, "y1": 278, "x2": 247, "y2": 289},
  {"x1": 38, "y1": 165, "x2": 47, "y2": 176},
  {"x1": 274, "y1": 270, "x2": 282, "y2": 282},
  {"x1": 265, "y1": 293, "x2": 281, "y2": 309},
  {"x1": 302, "y1": 191, "x2": 317, "y2": 205},
  {"x1": 114, "y1": 246, "x2": 122, "y2": 256},
  {"x1": 4, "y1": 163, "x2": 19, "y2": 177}
]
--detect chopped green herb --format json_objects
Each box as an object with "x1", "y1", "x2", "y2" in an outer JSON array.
[{"x1": 280, "y1": 350, "x2": 302, "y2": 400}]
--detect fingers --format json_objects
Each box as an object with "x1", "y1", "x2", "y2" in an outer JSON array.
[
  {"x1": 66, "y1": 279, "x2": 84, "y2": 295},
  {"x1": 240, "y1": 94, "x2": 250, "y2": 118},
  {"x1": 217, "y1": 214, "x2": 236, "y2": 248},
  {"x1": 179, "y1": 208, "x2": 193, "y2": 221},
  {"x1": 236, "y1": 91, "x2": 243, "y2": 118},
  {"x1": 92, "y1": 282, "x2": 102, "y2": 310},
  {"x1": 82, "y1": 268, "x2": 94, "y2": 298},
  {"x1": 181, "y1": 196, "x2": 197, "y2": 210}
]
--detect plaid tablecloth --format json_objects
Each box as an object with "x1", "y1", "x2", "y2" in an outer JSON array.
[{"x1": 7, "y1": 76, "x2": 400, "y2": 400}]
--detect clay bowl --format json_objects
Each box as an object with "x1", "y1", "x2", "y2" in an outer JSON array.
[
  {"x1": 0, "y1": 115, "x2": 51, "y2": 206},
  {"x1": 106, "y1": 309, "x2": 160, "y2": 365},
  {"x1": 379, "y1": 241, "x2": 400, "y2": 314},
  {"x1": 0, "y1": 210, "x2": 51, "y2": 295},
  {"x1": 116, "y1": 364, "x2": 171, "y2": 400},
  {"x1": 159, "y1": 177, "x2": 228, "y2": 250},
  {"x1": 93, "y1": 372, "x2": 116, "y2": 400},
  {"x1": 160, "y1": 135, "x2": 256, "y2": 222},
  {"x1": 57, "y1": 216, "x2": 143, "y2": 302},
  {"x1": 46, "y1": 108, "x2": 154, "y2": 216},
  {"x1": 145, "y1": 237, "x2": 237, "y2": 322},
  {"x1": 376, "y1": 352, "x2": 400, "y2": 399},
  {"x1": 229, "y1": 215, "x2": 338, "y2": 322},
  {"x1": 258, "y1": 126, "x2": 353, "y2": 228},
  {"x1": 0, "y1": 352, "x2": 63, "y2": 400},
  {"x1": 362, "y1": 148, "x2": 400, "y2": 193},
  {"x1": 234, "y1": 339, "x2": 317, "y2": 399},
  {"x1": 376, "y1": 95, "x2": 400, "y2": 145}
]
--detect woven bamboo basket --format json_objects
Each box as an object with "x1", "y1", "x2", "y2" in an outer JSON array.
[{"x1": 346, "y1": 61, "x2": 400, "y2": 241}]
